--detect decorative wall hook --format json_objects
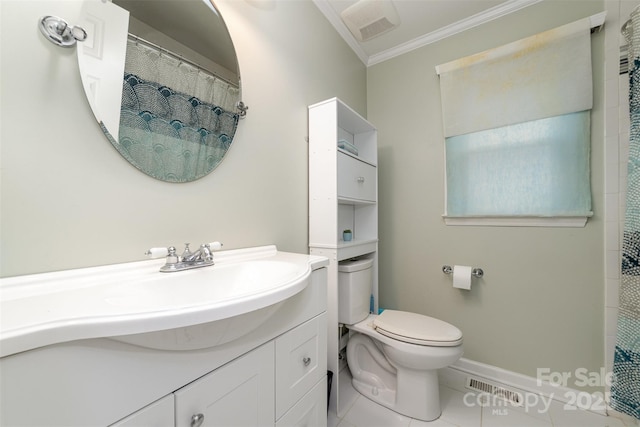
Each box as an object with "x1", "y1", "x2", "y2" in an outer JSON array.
[{"x1": 38, "y1": 16, "x2": 87, "y2": 48}]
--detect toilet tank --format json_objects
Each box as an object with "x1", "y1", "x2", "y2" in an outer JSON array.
[{"x1": 338, "y1": 258, "x2": 374, "y2": 324}]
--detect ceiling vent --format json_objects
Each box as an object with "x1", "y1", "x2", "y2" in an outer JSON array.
[{"x1": 340, "y1": 0, "x2": 401, "y2": 42}]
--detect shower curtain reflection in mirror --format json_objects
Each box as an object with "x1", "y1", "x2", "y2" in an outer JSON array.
[{"x1": 116, "y1": 36, "x2": 240, "y2": 182}]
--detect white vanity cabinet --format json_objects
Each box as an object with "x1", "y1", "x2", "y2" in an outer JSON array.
[
  {"x1": 171, "y1": 313, "x2": 327, "y2": 427},
  {"x1": 174, "y1": 342, "x2": 275, "y2": 427},
  {"x1": 275, "y1": 313, "x2": 327, "y2": 419},
  {"x1": 110, "y1": 315, "x2": 327, "y2": 427},
  {"x1": 1, "y1": 264, "x2": 328, "y2": 427},
  {"x1": 308, "y1": 97, "x2": 378, "y2": 417},
  {"x1": 276, "y1": 377, "x2": 328, "y2": 427}
]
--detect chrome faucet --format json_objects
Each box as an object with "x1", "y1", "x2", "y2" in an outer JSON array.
[
  {"x1": 146, "y1": 242, "x2": 223, "y2": 272},
  {"x1": 181, "y1": 243, "x2": 213, "y2": 264}
]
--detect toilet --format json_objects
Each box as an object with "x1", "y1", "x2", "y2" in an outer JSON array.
[{"x1": 339, "y1": 258, "x2": 463, "y2": 421}]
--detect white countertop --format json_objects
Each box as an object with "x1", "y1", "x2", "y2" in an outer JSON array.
[{"x1": 0, "y1": 245, "x2": 328, "y2": 357}]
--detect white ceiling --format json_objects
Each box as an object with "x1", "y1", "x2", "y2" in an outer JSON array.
[{"x1": 312, "y1": 0, "x2": 543, "y2": 66}]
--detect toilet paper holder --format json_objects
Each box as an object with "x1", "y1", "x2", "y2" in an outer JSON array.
[{"x1": 442, "y1": 265, "x2": 484, "y2": 278}]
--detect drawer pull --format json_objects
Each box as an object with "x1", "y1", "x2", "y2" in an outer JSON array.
[
  {"x1": 303, "y1": 356, "x2": 311, "y2": 366},
  {"x1": 357, "y1": 176, "x2": 365, "y2": 183},
  {"x1": 191, "y1": 413, "x2": 204, "y2": 427}
]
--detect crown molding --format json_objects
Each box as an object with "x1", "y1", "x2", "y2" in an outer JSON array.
[
  {"x1": 313, "y1": 0, "x2": 543, "y2": 67},
  {"x1": 368, "y1": 0, "x2": 543, "y2": 66}
]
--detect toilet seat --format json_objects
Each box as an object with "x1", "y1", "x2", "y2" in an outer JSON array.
[{"x1": 373, "y1": 310, "x2": 463, "y2": 347}]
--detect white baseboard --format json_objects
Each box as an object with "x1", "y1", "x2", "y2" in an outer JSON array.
[{"x1": 440, "y1": 358, "x2": 609, "y2": 416}]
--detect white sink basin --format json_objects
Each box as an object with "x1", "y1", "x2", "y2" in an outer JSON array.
[
  {"x1": 104, "y1": 260, "x2": 305, "y2": 310},
  {"x1": 0, "y1": 246, "x2": 328, "y2": 357}
]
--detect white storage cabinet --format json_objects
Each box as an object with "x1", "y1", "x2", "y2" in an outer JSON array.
[{"x1": 308, "y1": 97, "x2": 378, "y2": 417}]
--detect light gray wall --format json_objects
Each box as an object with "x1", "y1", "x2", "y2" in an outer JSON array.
[
  {"x1": 0, "y1": 0, "x2": 366, "y2": 277},
  {"x1": 367, "y1": 0, "x2": 605, "y2": 387}
]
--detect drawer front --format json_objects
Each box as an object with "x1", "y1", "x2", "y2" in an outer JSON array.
[
  {"x1": 110, "y1": 395, "x2": 174, "y2": 427},
  {"x1": 174, "y1": 342, "x2": 275, "y2": 427},
  {"x1": 276, "y1": 376, "x2": 327, "y2": 427},
  {"x1": 337, "y1": 153, "x2": 376, "y2": 202},
  {"x1": 275, "y1": 313, "x2": 327, "y2": 419}
]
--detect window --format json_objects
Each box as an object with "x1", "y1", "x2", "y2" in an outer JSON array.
[{"x1": 436, "y1": 17, "x2": 597, "y2": 227}]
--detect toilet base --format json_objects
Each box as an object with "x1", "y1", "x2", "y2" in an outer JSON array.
[
  {"x1": 351, "y1": 376, "x2": 396, "y2": 412},
  {"x1": 346, "y1": 316, "x2": 462, "y2": 422},
  {"x1": 351, "y1": 367, "x2": 441, "y2": 421}
]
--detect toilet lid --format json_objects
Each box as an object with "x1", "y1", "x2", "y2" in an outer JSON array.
[{"x1": 373, "y1": 310, "x2": 463, "y2": 347}]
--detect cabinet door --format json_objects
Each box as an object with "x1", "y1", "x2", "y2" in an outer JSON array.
[
  {"x1": 175, "y1": 342, "x2": 275, "y2": 427},
  {"x1": 337, "y1": 153, "x2": 376, "y2": 202},
  {"x1": 276, "y1": 377, "x2": 327, "y2": 427},
  {"x1": 275, "y1": 313, "x2": 327, "y2": 419},
  {"x1": 110, "y1": 395, "x2": 174, "y2": 427}
]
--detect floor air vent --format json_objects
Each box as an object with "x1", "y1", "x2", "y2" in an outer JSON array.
[{"x1": 465, "y1": 377, "x2": 524, "y2": 406}]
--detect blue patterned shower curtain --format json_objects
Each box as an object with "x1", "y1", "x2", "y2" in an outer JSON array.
[{"x1": 611, "y1": 6, "x2": 640, "y2": 421}]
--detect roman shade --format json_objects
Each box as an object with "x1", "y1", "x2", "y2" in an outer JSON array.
[
  {"x1": 436, "y1": 17, "x2": 595, "y2": 226},
  {"x1": 436, "y1": 17, "x2": 593, "y2": 138}
]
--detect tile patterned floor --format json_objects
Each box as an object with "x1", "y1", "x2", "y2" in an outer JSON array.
[{"x1": 329, "y1": 379, "x2": 638, "y2": 427}]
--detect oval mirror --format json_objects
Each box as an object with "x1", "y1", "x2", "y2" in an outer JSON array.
[{"x1": 77, "y1": 0, "x2": 243, "y2": 182}]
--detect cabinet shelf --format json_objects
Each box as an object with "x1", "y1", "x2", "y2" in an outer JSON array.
[
  {"x1": 338, "y1": 240, "x2": 378, "y2": 262},
  {"x1": 338, "y1": 197, "x2": 376, "y2": 206},
  {"x1": 338, "y1": 238, "x2": 378, "y2": 247},
  {"x1": 308, "y1": 238, "x2": 378, "y2": 250},
  {"x1": 337, "y1": 148, "x2": 377, "y2": 167}
]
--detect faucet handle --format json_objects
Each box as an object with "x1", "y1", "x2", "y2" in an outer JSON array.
[
  {"x1": 145, "y1": 247, "x2": 169, "y2": 258},
  {"x1": 200, "y1": 244, "x2": 213, "y2": 262},
  {"x1": 208, "y1": 241, "x2": 223, "y2": 250}
]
